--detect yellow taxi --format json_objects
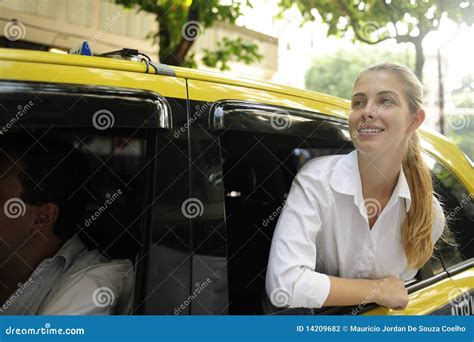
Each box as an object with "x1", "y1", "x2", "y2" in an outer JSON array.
[{"x1": 0, "y1": 48, "x2": 472, "y2": 315}]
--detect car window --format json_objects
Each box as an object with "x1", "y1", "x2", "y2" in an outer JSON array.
[
  {"x1": 218, "y1": 114, "x2": 353, "y2": 315},
  {"x1": 424, "y1": 153, "x2": 474, "y2": 268},
  {"x1": 0, "y1": 82, "x2": 163, "y2": 314}
]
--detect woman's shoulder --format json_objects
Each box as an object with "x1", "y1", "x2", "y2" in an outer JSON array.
[{"x1": 297, "y1": 153, "x2": 350, "y2": 180}]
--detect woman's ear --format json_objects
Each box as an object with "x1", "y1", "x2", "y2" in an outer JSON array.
[
  {"x1": 30, "y1": 203, "x2": 59, "y2": 235},
  {"x1": 407, "y1": 109, "x2": 425, "y2": 133}
]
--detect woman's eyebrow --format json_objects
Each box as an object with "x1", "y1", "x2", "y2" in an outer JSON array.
[
  {"x1": 351, "y1": 92, "x2": 366, "y2": 98},
  {"x1": 377, "y1": 90, "x2": 400, "y2": 98}
]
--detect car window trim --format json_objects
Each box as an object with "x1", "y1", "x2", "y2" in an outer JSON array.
[
  {"x1": 446, "y1": 258, "x2": 474, "y2": 276},
  {"x1": 0, "y1": 80, "x2": 172, "y2": 130},
  {"x1": 210, "y1": 100, "x2": 348, "y2": 137}
]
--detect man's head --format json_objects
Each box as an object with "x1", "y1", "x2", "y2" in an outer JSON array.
[{"x1": 0, "y1": 134, "x2": 90, "y2": 263}]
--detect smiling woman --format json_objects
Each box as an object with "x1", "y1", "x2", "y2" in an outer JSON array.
[{"x1": 265, "y1": 62, "x2": 446, "y2": 311}]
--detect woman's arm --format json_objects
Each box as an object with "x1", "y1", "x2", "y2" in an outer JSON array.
[
  {"x1": 324, "y1": 275, "x2": 408, "y2": 309},
  {"x1": 266, "y1": 167, "x2": 409, "y2": 310}
]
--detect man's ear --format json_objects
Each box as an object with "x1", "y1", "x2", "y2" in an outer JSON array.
[
  {"x1": 407, "y1": 109, "x2": 425, "y2": 133},
  {"x1": 31, "y1": 203, "x2": 59, "y2": 235}
]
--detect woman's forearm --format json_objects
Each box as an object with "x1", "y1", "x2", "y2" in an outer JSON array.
[
  {"x1": 323, "y1": 276, "x2": 381, "y2": 306},
  {"x1": 322, "y1": 275, "x2": 408, "y2": 309}
]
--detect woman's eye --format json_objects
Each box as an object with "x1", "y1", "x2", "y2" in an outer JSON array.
[
  {"x1": 382, "y1": 98, "x2": 393, "y2": 106},
  {"x1": 352, "y1": 100, "x2": 364, "y2": 108}
]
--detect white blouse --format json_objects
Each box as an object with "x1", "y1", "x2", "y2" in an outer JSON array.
[{"x1": 265, "y1": 150, "x2": 445, "y2": 309}]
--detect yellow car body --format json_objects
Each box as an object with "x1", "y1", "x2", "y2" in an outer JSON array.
[{"x1": 1, "y1": 48, "x2": 472, "y2": 316}]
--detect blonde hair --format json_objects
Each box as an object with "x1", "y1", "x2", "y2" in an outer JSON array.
[{"x1": 355, "y1": 62, "x2": 439, "y2": 269}]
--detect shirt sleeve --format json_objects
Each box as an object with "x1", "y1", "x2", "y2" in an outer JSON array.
[
  {"x1": 39, "y1": 260, "x2": 134, "y2": 315},
  {"x1": 265, "y1": 170, "x2": 330, "y2": 309},
  {"x1": 400, "y1": 195, "x2": 446, "y2": 281}
]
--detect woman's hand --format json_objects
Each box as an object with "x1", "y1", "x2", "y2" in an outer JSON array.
[{"x1": 373, "y1": 276, "x2": 409, "y2": 310}]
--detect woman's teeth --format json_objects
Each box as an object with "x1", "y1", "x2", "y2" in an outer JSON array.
[{"x1": 359, "y1": 128, "x2": 384, "y2": 133}]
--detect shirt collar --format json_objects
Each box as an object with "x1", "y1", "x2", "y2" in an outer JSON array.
[
  {"x1": 44, "y1": 235, "x2": 87, "y2": 273},
  {"x1": 329, "y1": 150, "x2": 412, "y2": 213}
]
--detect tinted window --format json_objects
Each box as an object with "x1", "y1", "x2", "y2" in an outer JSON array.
[
  {"x1": 424, "y1": 153, "x2": 474, "y2": 267},
  {"x1": 220, "y1": 123, "x2": 352, "y2": 315}
]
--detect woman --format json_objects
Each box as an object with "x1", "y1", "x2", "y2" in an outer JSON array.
[{"x1": 265, "y1": 62, "x2": 446, "y2": 311}]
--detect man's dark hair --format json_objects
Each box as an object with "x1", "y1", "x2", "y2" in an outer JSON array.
[{"x1": 0, "y1": 133, "x2": 90, "y2": 240}]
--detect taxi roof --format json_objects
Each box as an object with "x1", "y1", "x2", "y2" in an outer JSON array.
[{"x1": 0, "y1": 48, "x2": 350, "y2": 110}]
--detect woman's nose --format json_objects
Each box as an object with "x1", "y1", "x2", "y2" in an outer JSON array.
[{"x1": 362, "y1": 102, "x2": 378, "y2": 121}]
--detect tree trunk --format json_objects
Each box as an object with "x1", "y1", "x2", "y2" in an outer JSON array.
[
  {"x1": 159, "y1": 2, "x2": 199, "y2": 66},
  {"x1": 437, "y1": 48, "x2": 445, "y2": 135},
  {"x1": 413, "y1": 37, "x2": 424, "y2": 82}
]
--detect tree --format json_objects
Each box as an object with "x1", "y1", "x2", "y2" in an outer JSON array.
[
  {"x1": 115, "y1": 0, "x2": 263, "y2": 70},
  {"x1": 452, "y1": 74, "x2": 474, "y2": 109},
  {"x1": 305, "y1": 46, "x2": 414, "y2": 99},
  {"x1": 278, "y1": 0, "x2": 474, "y2": 81}
]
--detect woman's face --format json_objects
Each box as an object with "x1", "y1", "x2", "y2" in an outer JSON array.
[{"x1": 348, "y1": 71, "x2": 418, "y2": 158}]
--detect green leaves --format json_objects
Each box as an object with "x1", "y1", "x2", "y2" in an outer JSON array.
[
  {"x1": 201, "y1": 37, "x2": 263, "y2": 71},
  {"x1": 114, "y1": 0, "x2": 262, "y2": 70}
]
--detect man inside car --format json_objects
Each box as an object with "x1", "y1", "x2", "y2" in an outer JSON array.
[{"x1": 0, "y1": 134, "x2": 133, "y2": 315}]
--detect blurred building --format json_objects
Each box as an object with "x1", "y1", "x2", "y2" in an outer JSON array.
[{"x1": 0, "y1": 0, "x2": 278, "y2": 81}]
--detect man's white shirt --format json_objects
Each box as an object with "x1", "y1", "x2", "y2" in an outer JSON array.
[
  {"x1": 0, "y1": 235, "x2": 134, "y2": 315},
  {"x1": 265, "y1": 150, "x2": 445, "y2": 309}
]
